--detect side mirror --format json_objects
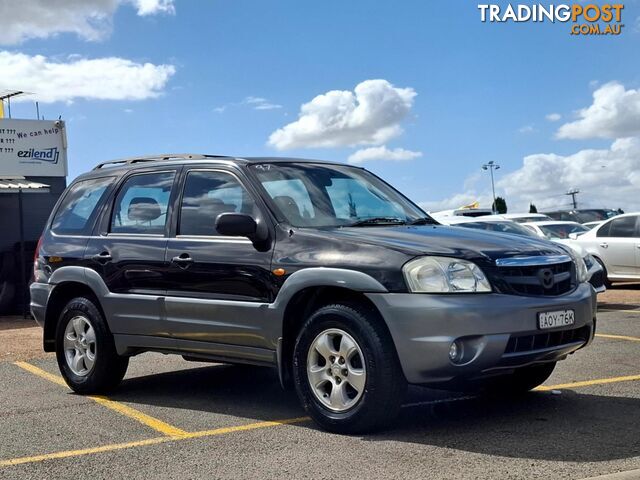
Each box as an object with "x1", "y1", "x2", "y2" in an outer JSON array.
[
  {"x1": 216, "y1": 213, "x2": 257, "y2": 238},
  {"x1": 568, "y1": 233, "x2": 579, "y2": 240},
  {"x1": 215, "y1": 213, "x2": 270, "y2": 250}
]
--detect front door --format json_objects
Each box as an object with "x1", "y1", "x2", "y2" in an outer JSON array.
[
  {"x1": 596, "y1": 215, "x2": 639, "y2": 277},
  {"x1": 164, "y1": 168, "x2": 275, "y2": 348},
  {"x1": 85, "y1": 170, "x2": 178, "y2": 337}
]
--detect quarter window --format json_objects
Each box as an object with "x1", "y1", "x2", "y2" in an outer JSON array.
[
  {"x1": 179, "y1": 171, "x2": 257, "y2": 236},
  {"x1": 110, "y1": 172, "x2": 175, "y2": 234},
  {"x1": 51, "y1": 177, "x2": 114, "y2": 235}
]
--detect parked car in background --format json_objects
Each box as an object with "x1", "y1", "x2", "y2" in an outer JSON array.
[
  {"x1": 545, "y1": 209, "x2": 620, "y2": 224},
  {"x1": 489, "y1": 213, "x2": 553, "y2": 224},
  {"x1": 573, "y1": 212, "x2": 640, "y2": 286},
  {"x1": 583, "y1": 221, "x2": 604, "y2": 230},
  {"x1": 521, "y1": 221, "x2": 590, "y2": 240},
  {"x1": 429, "y1": 207, "x2": 493, "y2": 218},
  {"x1": 438, "y1": 217, "x2": 605, "y2": 293},
  {"x1": 31, "y1": 154, "x2": 597, "y2": 433}
]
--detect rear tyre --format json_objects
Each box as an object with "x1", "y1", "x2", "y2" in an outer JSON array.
[
  {"x1": 487, "y1": 362, "x2": 556, "y2": 395},
  {"x1": 293, "y1": 303, "x2": 405, "y2": 434},
  {"x1": 55, "y1": 296, "x2": 128, "y2": 394},
  {"x1": 594, "y1": 257, "x2": 612, "y2": 288}
]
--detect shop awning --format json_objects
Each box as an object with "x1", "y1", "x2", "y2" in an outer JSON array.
[{"x1": 0, "y1": 176, "x2": 50, "y2": 192}]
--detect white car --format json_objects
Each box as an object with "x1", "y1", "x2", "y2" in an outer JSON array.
[
  {"x1": 572, "y1": 212, "x2": 640, "y2": 285},
  {"x1": 485, "y1": 213, "x2": 553, "y2": 223},
  {"x1": 520, "y1": 221, "x2": 591, "y2": 240}
]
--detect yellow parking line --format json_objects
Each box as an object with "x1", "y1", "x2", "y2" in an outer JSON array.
[
  {"x1": 0, "y1": 417, "x2": 309, "y2": 468},
  {"x1": 536, "y1": 374, "x2": 640, "y2": 391},
  {"x1": 595, "y1": 333, "x2": 640, "y2": 342},
  {"x1": 14, "y1": 361, "x2": 187, "y2": 437}
]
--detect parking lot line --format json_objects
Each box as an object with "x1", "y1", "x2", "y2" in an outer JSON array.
[
  {"x1": 0, "y1": 417, "x2": 310, "y2": 468},
  {"x1": 14, "y1": 361, "x2": 187, "y2": 437},
  {"x1": 595, "y1": 333, "x2": 640, "y2": 343},
  {"x1": 536, "y1": 374, "x2": 640, "y2": 391},
  {"x1": 598, "y1": 309, "x2": 640, "y2": 315}
]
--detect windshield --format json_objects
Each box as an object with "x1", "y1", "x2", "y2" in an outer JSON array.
[
  {"x1": 574, "y1": 210, "x2": 619, "y2": 223},
  {"x1": 457, "y1": 221, "x2": 539, "y2": 237},
  {"x1": 249, "y1": 163, "x2": 428, "y2": 227},
  {"x1": 539, "y1": 223, "x2": 589, "y2": 239}
]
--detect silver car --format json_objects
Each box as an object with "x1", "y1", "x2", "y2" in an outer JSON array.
[{"x1": 573, "y1": 212, "x2": 640, "y2": 285}]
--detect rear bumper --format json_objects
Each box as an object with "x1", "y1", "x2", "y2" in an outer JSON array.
[
  {"x1": 30, "y1": 282, "x2": 51, "y2": 328},
  {"x1": 366, "y1": 282, "x2": 596, "y2": 385}
]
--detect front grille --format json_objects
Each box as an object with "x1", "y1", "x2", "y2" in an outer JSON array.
[
  {"x1": 504, "y1": 325, "x2": 590, "y2": 354},
  {"x1": 498, "y1": 259, "x2": 575, "y2": 296}
]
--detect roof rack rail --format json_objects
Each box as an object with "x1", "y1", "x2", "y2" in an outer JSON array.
[{"x1": 93, "y1": 153, "x2": 228, "y2": 170}]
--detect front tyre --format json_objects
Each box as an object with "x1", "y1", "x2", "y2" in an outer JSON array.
[
  {"x1": 293, "y1": 303, "x2": 405, "y2": 434},
  {"x1": 55, "y1": 296, "x2": 129, "y2": 394}
]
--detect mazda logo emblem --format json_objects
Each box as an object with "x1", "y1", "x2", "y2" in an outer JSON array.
[{"x1": 537, "y1": 268, "x2": 555, "y2": 289}]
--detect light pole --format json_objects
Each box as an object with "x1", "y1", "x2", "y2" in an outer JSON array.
[{"x1": 482, "y1": 161, "x2": 500, "y2": 213}]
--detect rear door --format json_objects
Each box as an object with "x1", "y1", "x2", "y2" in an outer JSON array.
[
  {"x1": 164, "y1": 168, "x2": 275, "y2": 349},
  {"x1": 85, "y1": 169, "x2": 179, "y2": 337},
  {"x1": 595, "y1": 215, "x2": 639, "y2": 277}
]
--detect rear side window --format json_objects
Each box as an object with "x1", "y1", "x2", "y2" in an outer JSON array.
[
  {"x1": 603, "y1": 216, "x2": 638, "y2": 238},
  {"x1": 51, "y1": 177, "x2": 114, "y2": 235},
  {"x1": 111, "y1": 172, "x2": 175, "y2": 235},
  {"x1": 178, "y1": 170, "x2": 257, "y2": 236}
]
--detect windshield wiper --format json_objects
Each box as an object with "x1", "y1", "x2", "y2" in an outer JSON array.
[
  {"x1": 347, "y1": 217, "x2": 407, "y2": 227},
  {"x1": 408, "y1": 216, "x2": 438, "y2": 225}
]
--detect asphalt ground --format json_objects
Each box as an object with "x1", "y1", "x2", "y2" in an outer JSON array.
[{"x1": 0, "y1": 307, "x2": 638, "y2": 479}]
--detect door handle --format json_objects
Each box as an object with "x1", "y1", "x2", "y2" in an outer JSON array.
[
  {"x1": 91, "y1": 251, "x2": 112, "y2": 264},
  {"x1": 599, "y1": 243, "x2": 608, "y2": 249},
  {"x1": 171, "y1": 253, "x2": 193, "y2": 268}
]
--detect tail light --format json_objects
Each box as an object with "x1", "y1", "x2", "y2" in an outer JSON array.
[{"x1": 33, "y1": 235, "x2": 43, "y2": 281}]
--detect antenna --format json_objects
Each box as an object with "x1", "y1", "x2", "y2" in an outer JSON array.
[{"x1": 0, "y1": 90, "x2": 33, "y2": 119}]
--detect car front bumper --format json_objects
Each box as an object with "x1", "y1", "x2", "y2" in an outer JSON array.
[{"x1": 365, "y1": 282, "x2": 596, "y2": 385}]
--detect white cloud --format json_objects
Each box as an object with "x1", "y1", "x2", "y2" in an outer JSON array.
[
  {"x1": 347, "y1": 146, "x2": 422, "y2": 164},
  {"x1": 518, "y1": 125, "x2": 535, "y2": 133},
  {"x1": 498, "y1": 137, "x2": 640, "y2": 211},
  {"x1": 0, "y1": 0, "x2": 174, "y2": 45},
  {"x1": 556, "y1": 82, "x2": 640, "y2": 139},
  {"x1": 420, "y1": 138, "x2": 640, "y2": 213},
  {"x1": 268, "y1": 79, "x2": 416, "y2": 150},
  {"x1": 243, "y1": 96, "x2": 282, "y2": 110},
  {"x1": 0, "y1": 51, "x2": 175, "y2": 103},
  {"x1": 545, "y1": 113, "x2": 562, "y2": 122},
  {"x1": 132, "y1": 0, "x2": 175, "y2": 16}
]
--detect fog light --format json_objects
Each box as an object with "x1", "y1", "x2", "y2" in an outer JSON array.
[{"x1": 449, "y1": 340, "x2": 464, "y2": 364}]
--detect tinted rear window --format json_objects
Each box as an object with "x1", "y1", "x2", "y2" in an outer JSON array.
[{"x1": 51, "y1": 177, "x2": 114, "y2": 235}]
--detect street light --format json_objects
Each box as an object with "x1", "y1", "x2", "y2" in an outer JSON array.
[{"x1": 482, "y1": 161, "x2": 500, "y2": 213}]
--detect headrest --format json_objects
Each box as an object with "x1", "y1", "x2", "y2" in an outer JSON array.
[{"x1": 128, "y1": 197, "x2": 162, "y2": 222}]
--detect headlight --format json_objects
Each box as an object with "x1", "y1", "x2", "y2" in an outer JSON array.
[
  {"x1": 558, "y1": 245, "x2": 589, "y2": 283},
  {"x1": 403, "y1": 256, "x2": 492, "y2": 293}
]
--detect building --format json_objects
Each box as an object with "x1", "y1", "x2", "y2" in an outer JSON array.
[{"x1": 0, "y1": 106, "x2": 68, "y2": 315}]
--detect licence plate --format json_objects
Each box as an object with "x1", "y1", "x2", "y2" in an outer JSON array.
[{"x1": 538, "y1": 309, "x2": 575, "y2": 330}]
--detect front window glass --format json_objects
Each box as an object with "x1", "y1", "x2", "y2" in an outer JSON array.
[
  {"x1": 179, "y1": 170, "x2": 258, "y2": 236},
  {"x1": 606, "y1": 216, "x2": 639, "y2": 238},
  {"x1": 250, "y1": 163, "x2": 426, "y2": 228},
  {"x1": 539, "y1": 223, "x2": 590, "y2": 239}
]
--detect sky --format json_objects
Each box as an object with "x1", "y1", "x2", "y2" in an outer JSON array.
[{"x1": 1, "y1": 0, "x2": 639, "y2": 213}]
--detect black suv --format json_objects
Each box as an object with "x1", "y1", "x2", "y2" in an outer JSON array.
[{"x1": 31, "y1": 154, "x2": 596, "y2": 433}]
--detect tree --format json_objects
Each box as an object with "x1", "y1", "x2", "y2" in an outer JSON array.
[
  {"x1": 493, "y1": 196, "x2": 507, "y2": 214},
  {"x1": 529, "y1": 203, "x2": 538, "y2": 213}
]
